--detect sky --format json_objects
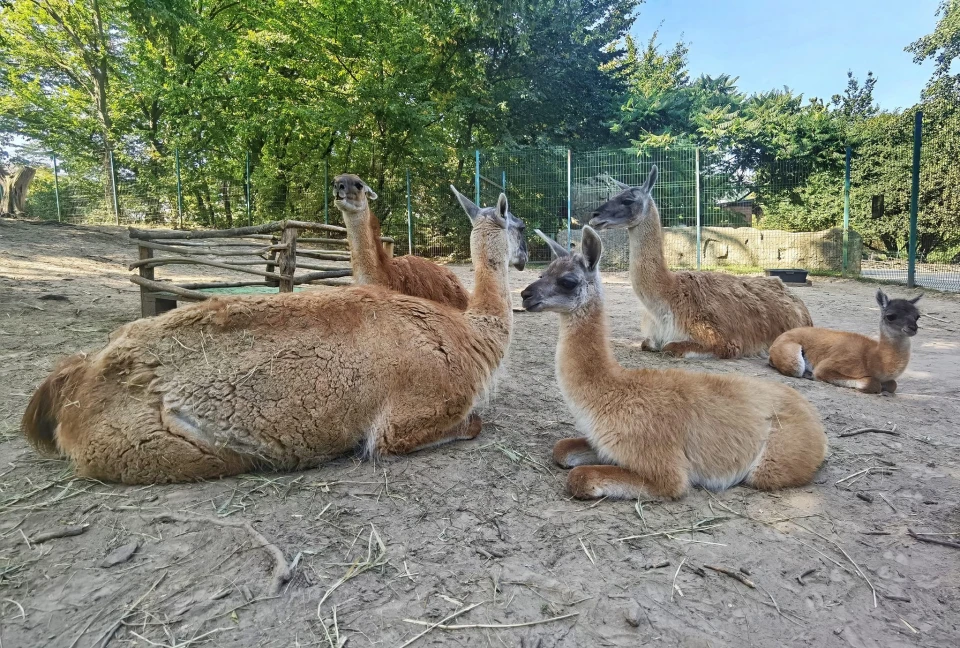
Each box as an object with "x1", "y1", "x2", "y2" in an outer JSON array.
[{"x1": 630, "y1": 0, "x2": 941, "y2": 110}]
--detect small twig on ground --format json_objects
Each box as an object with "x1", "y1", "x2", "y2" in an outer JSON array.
[
  {"x1": 791, "y1": 521, "x2": 878, "y2": 608},
  {"x1": 879, "y1": 493, "x2": 897, "y2": 513},
  {"x1": 908, "y1": 529, "x2": 960, "y2": 550},
  {"x1": 797, "y1": 568, "x2": 817, "y2": 585},
  {"x1": 835, "y1": 466, "x2": 897, "y2": 486},
  {"x1": 708, "y1": 495, "x2": 878, "y2": 607},
  {"x1": 26, "y1": 524, "x2": 88, "y2": 544},
  {"x1": 617, "y1": 521, "x2": 727, "y2": 542},
  {"x1": 130, "y1": 627, "x2": 232, "y2": 648},
  {"x1": 403, "y1": 612, "x2": 579, "y2": 631},
  {"x1": 704, "y1": 565, "x2": 755, "y2": 589},
  {"x1": 3, "y1": 598, "x2": 26, "y2": 621},
  {"x1": 882, "y1": 593, "x2": 912, "y2": 602},
  {"x1": 66, "y1": 608, "x2": 109, "y2": 648},
  {"x1": 397, "y1": 603, "x2": 484, "y2": 647},
  {"x1": 838, "y1": 426, "x2": 899, "y2": 438},
  {"x1": 150, "y1": 513, "x2": 293, "y2": 595},
  {"x1": 90, "y1": 572, "x2": 167, "y2": 648},
  {"x1": 670, "y1": 557, "x2": 687, "y2": 602},
  {"x1": 578, "y1": 537, "x2": 596, "y2": 565},
  {"x1": 317, "y1": 525, "x2": 387, "y2": 614}
]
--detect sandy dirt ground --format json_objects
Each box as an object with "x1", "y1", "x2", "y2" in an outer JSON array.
[{"x1": 1, "y1": 218, "x2": 958, "y2": 648}]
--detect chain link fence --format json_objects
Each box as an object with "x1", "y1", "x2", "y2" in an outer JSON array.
[{"x1": 15, "y1": 119, "x2": 960, "y2": 291}]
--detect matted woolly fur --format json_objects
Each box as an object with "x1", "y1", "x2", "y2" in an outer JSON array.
[
  {"x1": 521, "y1": 226, "x2": 827, "y2": 500},
  {"x1": 588, "y1": 166, "x2": 813, "y2": 359},
  {"x1": 20, "y1": 194, "x2": 519, "y2": 484},
  {"x1": 769, "y1": 289, "x2": 921, "y2": 395}
]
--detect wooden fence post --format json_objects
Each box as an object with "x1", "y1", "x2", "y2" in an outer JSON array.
[{"x1": 277, "y1": 226, "x2": 298, "y2": 292}]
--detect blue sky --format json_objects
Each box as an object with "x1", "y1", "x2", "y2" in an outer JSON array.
[{"x1": 630, "y1": 0, "x2": 941, "y2": 110}]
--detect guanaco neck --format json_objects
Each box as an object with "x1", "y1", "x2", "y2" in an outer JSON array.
[
  {"x1": 876, "y1": 326, "x2": 912, "y2": 369},
  {"x1": 344, "y1": 207, "x2": 392, "y2": 286},
  {"x1": 467, "y1": 234, "x2": 511, "y2": 321},
  {"x1": 627, "y1": 204, "x2": 675, "y2": 301},
  {"x1": 556, "y1": 297, "x2": 620, "y2": 399}
]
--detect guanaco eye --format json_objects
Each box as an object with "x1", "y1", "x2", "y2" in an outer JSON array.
[
  {"x1": 558, "y1": 275, "x2": 579, "y2": 290},
  {"x1": 355, "y1": 182, "x2": 363, "y2": 190},
  {"x1": 885, "y1": 314, "x2": 897, "y2": 321},
  {"x1": 622, "y1": 198, "x2": 635, "y2": 206}
]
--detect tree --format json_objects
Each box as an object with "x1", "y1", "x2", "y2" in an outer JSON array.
[
  {"x1": 0, "y1": 0, "x2": 130, "y2": 209},
  {"x1": 0, "y1": 166, "x2": 37, "y2": 216},
  {"x1": 908, "y1": 0, "x2": 960, "y2": 96}
]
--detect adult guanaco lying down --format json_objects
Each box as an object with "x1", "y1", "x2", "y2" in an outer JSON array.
[
  {"x1": 520, "y1": 226, "x2": 827, "y2": 500},
  {"x1": 588, "y1": 166, "x2": 812, "y2": 359},
  {"x1": 21, "y1": 192, "x2": 523, "y2": 484},
  {"x1": 769, "y1": 289, "x2": 921, "y2": 395},
  {"x1": 334, "y1": 174, "x2": 527, "y2": 309}
]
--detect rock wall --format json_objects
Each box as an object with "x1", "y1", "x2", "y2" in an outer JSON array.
[{"x1": 558, "y1": 226, "x2": 862, "y2": 273}]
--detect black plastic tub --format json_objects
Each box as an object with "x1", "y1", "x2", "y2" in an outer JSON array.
[{"x1": 764, "y1": 268, "x2": 809, "y2": 284}]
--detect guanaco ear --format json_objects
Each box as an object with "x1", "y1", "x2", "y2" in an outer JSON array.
[
  {"x1": 612, "y1": 178, "x2": 631, "y2": 191},
  {"x1": 876, "y1": 289, "x2": 890, "y2": 309},
  {"x1": 581, "y1": 226, "x2": 603, "y2": 272},
  {"x1": 909, "y1": 294, "x2": 922, "y2": 304},
  {"x1": 363, "y1": 183, "x2": 378, "y2": 201},
  {"x1": 641, "y1": 165, "x2": 658, "y2": 193},
  {"x1": 495, "y1": 193, "x2": 509, "y2": 228},
  {"x1": 451, "y1": 185, "x2": 480, "y2": 223},
  {"x1": 534, "y1": 229, "x2": 569, "y2": 259}
]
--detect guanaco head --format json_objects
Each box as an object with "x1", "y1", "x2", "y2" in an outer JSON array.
[
  {"x1": 588, "y1": 165, "x2": 659, "y2": 231},
  {"x1": 333, "y1": 173, "x2": 378, "y2": 216},
  {"x1": 876, "y1": 289, "x2": 922, "y2": 338},
  {"x1": 450, "y1": 185, "x2": 528, "y2": 270},
  {"x1": 520, "y1": 226, "x2": 603, "y2": 313}
]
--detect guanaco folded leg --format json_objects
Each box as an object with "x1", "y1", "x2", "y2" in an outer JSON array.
[
  {"x1": 553, "y1": 437, "x2": 611, "y2": 468},
  {"x1": 813, "y1": 361, "x2": 882, "y2": 394},
  {"x1": 639, "y1": 338, "x2": 658, "y2": 352},
  {"x1": 379, "y1": 412, "x2": 481, "y2": 455},
  {"x1": 881, "y1": 379, "x2": 898, "y2": 395},
  {"x1": 566, "y1": 465, "x2": 686, "y2": 500},
  {"x1": 663, "y1": 323, "x2": 742, "y2": 359}
]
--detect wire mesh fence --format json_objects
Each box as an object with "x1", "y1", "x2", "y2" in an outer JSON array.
[{"x1": 16, "y1": 121, "x2": 960, "y2": 291}]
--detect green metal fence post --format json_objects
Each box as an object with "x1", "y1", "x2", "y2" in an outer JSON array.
[
  {"x1": 324, "y1": 159, "x2": 329, "y2": 224},
  {"x1": 842, "y1": 145, "x2": 851, "y2": 275},
  {"x1": 474, "y1": 150, "x2": 480, "y2": 205},
  {"x1": 245, "y1": 150, "x2": 252, "y2": 226},
  {"x1": 52, "y1": 153, "x2": 62, "y2": 222},
  {"x1": 109, "y1": 149, "x2": 120, "y2": 224},
  {"x1": 175, "y1": 148, "x2": 184, "y2": 229},
  {"x1": 406, "y1": 168, "x2": 413, "y2": 255},
  {"x1": 695, "y1": 148, "x2": 701, "y2": 270},
  {"x1": 566, "y1": 149, "x2": 572, "y2": 251},
  {"x1": 908, "y1": 111, "x2": 922, "y2": 288}
]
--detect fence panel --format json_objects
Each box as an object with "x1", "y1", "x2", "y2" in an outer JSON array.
[
  {"x1": 479, "y1": 147, "x2": 569, "y2": 263},
  {"x1": 17, "y1": 136, "x2": 960, "y2": 292}
]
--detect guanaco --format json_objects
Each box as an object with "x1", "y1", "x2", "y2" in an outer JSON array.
[
  {"x1": 588, "y1": 166, "x2": 813, "y2": 359},
  {"x1": 21, "y1": 193, "x2": 523, "y2": 484},
  {"x1": 334, "y1": 174, "x2": 527, "y2": 309},
  {"x1": 769, "y1": 289, "x2": 921, "y2": 395},
  {"x1": 519, "y1": 226, "x2": 827, "y2": 500}
]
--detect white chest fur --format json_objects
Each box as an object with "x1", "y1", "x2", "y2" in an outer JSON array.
[{"x1": 635, "y1": 294, "x2": 689, "y2": 349}]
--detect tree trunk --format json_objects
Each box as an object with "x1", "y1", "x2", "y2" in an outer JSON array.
[
  {"x1": 221, "y1": 181, "x2": 233, "y2": 228},
  {"x1": 193, "y1": 188, "x2": 211, "y2": 226},
  {"x1": 0, "y1": 167, "x2": 38, "y2": 217}
]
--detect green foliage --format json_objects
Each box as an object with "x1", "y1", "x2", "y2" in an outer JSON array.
[
  {"x1": 1, "y1": 0, "x2": 958, "y2": 267},
  {"x1": 908, "y1": 0, "x2": 960, "y2": 95},
  {"x1": 1, "y1": 0, "x2": 639, "y2": 240}
]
